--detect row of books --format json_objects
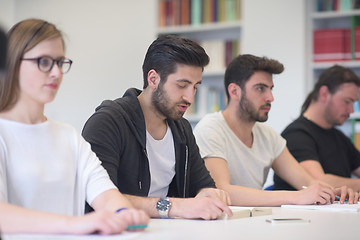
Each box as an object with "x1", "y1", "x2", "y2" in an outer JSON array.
[
  {"x1": 158, "y1": 0, "x2": 241, "y2": 27},
  {"x1": 316, "y1": 0, "x2": 360, "y2": 12},
  {"x1": 201, "y1": 39, "x2": 240, "y2": 71},
  {"x1": 186, "y1": 87, "x2": 227, "y2": 117},
  {"x1": 313, "y1": 27, "x2": 360, "y2": 61}
]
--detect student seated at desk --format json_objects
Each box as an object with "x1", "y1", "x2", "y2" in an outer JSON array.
[
  {"x1": 82, "y1": 35, "x2": 232, "y2": 220},
  {"x1": 194, "y1": 54, "x2": 358, "y2": 207},
  {"x1": 0, "y1": 19, "x2": 149, "y2": 235},
  {"x1": 274, "y1": 65, "x2": 360, "y2": 192}
]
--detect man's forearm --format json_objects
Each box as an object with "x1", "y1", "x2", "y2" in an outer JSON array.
[
  {"x1": 123, "y1": 194, "x2": 161, "y2": 217},
  {"x1": 319, "y1": 174, "x2": 360, "y2": 192}
]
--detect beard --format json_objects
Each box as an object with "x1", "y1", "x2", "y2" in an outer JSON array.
[
  {"x1": 239, "y1": 91, "x2": 270, "y2": 122},
  {"x1": 152, "y1": 83, "x2": 190, "y2": 120},
  {"x1": 323, "y1": 100, "x2": 348, "y2": 127}
]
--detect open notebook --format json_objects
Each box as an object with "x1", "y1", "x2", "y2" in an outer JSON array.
[
  {"x1": 220, "y1": 206, "x2": 272, "y2": 220},
  {"x1": 281, "y1": 201, "x2": 360, "y2": 212}
]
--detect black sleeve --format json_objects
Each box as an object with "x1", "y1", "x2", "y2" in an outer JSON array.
[
  {"x1": 282, "y1": 128, "x2": 320, "y2": 163},
  {"x1": 344, "y1": 135, "x2": 360, "y2": 172}
]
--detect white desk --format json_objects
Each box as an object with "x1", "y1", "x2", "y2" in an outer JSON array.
[{"x1": 3, "y1": 207, "x2": 360, "y2": 240}]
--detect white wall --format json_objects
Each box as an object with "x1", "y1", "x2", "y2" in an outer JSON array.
[
  {"x1": 0, "y1": 0, "x2": 157, "y2": 131},
  {"x1": 0, "y1": 0, "x2": 14, "y2": 29},
  {"x1": 242, "y1": 0, "x2": 306, "y2": 133},
  {"x1": 0, "y1": 0, "x2": 307, "y2": 134}
]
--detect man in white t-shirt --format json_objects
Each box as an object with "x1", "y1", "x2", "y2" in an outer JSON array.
[{"x1": 194, "y1": 54, "x2": 358, "y2": 206}]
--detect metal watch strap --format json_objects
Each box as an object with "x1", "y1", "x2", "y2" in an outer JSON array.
[{"x1": 156, "y1": 197, "x2": 171, "y2": 219}]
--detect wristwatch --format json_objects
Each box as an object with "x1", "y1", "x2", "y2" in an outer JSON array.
[{"x1": 156, "y1": 197, "x2": 171, "y2": 218}]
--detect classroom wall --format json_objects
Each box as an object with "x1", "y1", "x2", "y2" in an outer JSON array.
[
  {"x1": 0, "y1": 0, "x2": 307, "y2": 134},
  {"x1": 242, "y1": 0, "x2": 306, "y2": 133},
  {"x1": 0, "y1": 0, "x2": 157, "y2": 131}
]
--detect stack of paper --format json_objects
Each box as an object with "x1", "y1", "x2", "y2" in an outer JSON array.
[{"x1": 281, "y1": 202, "x2": 360, "y2": 212}]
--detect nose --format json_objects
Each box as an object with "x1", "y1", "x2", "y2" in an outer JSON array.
[
  {"x1": 183, "y1": 87, "x2": 195, "y2": 104},
  {"x1": 349, "y1": 102, "x2": 355, "y2": 114},
  {"x1": 49, "y1": 62, "x2": 63, "y2": 77},
  {"x1": 266, "y1": 90, "x2": 274, "y2": 103}
]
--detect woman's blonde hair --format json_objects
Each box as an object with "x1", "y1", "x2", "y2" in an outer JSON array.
[{"x1": 0, "y1": 18, "x2": 64, "y2": 111}]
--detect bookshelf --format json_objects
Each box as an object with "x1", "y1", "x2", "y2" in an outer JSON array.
[
  {"x1": 307, "y1": 0, "x2": 360, "y2": 143},
  {"x1": 157, "y1": 0, "x2": 242, "y2": 126},
  {"x1": 307, "y1": 0, "x2": 360, "y2": 91}
]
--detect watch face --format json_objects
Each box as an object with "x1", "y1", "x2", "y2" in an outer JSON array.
[{"x1": 156, "y1": 198, "x2": 170, "y2": 211}]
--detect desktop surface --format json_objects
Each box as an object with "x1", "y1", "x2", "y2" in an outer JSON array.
[{"x1": 3, "y1": 206, "x2": 359, "y2": 240}]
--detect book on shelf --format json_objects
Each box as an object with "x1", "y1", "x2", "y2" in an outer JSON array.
[
  {"x1": 184, "y1": 86, "x2": 226, "y2": 119},
  {"x1": 220, "y1": 206, "x2": 272, "y2": 220},
  {"x1": 354, "y1": 0, "x2": 360, "y2": 9},
  {"x1": 206, "y1": 88, "x2": 221, "y2": 113},
  {"x1": 313, "y1": 28, "x2": 351, "y2": 62},
  {"x1": 340, "y1": 0, "x2": 353, "y2": 11},
  {"x1": 355, "y1": 27, "x2": 360, "y2": 59},
  {"x1": 201, "y1": 39, "x2": 240, "y2": 71},
  {"x1": 192, "y1": 0, "x2": 202, "y2": 25},
  {"x1": 158, "y1": 0, "x2": 241, "y2": 27},
  {"x1": 202, "y1": 40, "x2": 226, "y2": 71},
  {"x1": 315, "y1": 0, "x2": 359, "y2": 12},
  {"x1": 181, "y1": 0, "x2": 191, "y2": 25}
]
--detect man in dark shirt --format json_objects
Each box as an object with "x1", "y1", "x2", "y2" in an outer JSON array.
[
  {"x1": 83, "y1": 35, "x2": 232, "y2": 220},
  {"x1": 274, "y1": 65, "x2": 360, "y2": 192}
]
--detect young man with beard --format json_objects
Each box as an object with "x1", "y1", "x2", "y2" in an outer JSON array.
[
  {"x1": 274, "y1": 65, "x2": 360, "y2": 192},
  {"x1": 194, "y1": 54, "x2": 358, "y2": 206},
  {"x1": 82, "y1": 35, "x2": 232, "y2": 220}
]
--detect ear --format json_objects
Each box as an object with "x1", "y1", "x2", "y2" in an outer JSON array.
[
  {"x1": 227, "y1": 83, "x2": 242, "y2": 102},
  {"x1": 318, "y1": 85, "x2": 330, "y2": 103},
  {"x1": 147, "y1": 69, "x2": 160, "y2": 90}
]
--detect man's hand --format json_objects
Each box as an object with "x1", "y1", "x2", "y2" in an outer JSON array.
[
  {"x1": 168, "y1": 188, "x2": 232, "y2": 220},
  {"x1": 334, "y1": 185, "x2": 359, "y2": 204},
  {"x1": 295, "y1": 182, "x2": 335, "y2": 205},
  {"x1": 196, "y1": 188, "x2": 232, "y2": 205}
]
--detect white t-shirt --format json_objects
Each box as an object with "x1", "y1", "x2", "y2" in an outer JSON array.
[
  {"x1": 194, "y1": 112, "x2": 286, "y2": 189},
  {"x1": 0, "y1": 118, "x2": 116, "y2": 216},
  {"x1": 146, "y1": 125, "x2": 175, "y2": 197}
]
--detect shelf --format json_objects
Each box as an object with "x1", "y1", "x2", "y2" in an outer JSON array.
[
  {"x1": 157, "y1": 21, "x2": 242, "y2": 35},
  {"x1": 311, "y1": 9, "x2": 360, "y2": 19},
  {"x1": 311, "y1": 61, "x2": 360, "y2": 69},
  {"x1": 350, "y1": 112, "x2": 360, "y2": 119},
  {"x1": 157, "y1": 21, "x2": 241, "y2": 41}
]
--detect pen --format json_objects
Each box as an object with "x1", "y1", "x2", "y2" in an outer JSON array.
[
  {"x1": 335, "y1": 195, "x2": 348, "y2": 202},
  {"x1": 127, "y1": 224, "x2": 148, "y2": 230},
  {"x1": 303, "y1": 185, "x2": 348, "y2": 201}
]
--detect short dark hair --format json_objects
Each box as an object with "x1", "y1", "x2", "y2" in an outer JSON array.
[
  {"x1": 224, "y1": 54, "x2": 284, "y2": 102},
  {"x1": 142, "y1": 35, "x2": 209, "y2": 89},
  {"x1": 301, "y1": 65, "x2": 360, "y2": 114}
]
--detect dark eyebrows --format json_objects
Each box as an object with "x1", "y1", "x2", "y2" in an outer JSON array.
[
  {"x1": 177, "y1": 79, "x2": 202, "y2": 85},
  {"x1": 253, "y1": 83, "x2": 274, "y2": 89},
  {"x1": 346, "y1": 96, "x2": 357, "y2": 102}
]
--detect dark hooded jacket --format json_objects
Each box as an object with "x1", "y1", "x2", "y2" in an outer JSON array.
[{"x1": 82, "y1": 88, "x2": 215, "y2": 198}]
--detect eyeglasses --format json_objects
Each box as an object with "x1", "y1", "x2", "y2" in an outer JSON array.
[{"x1": 22, "y1": 56, "x2": 73, "y2": 74}]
